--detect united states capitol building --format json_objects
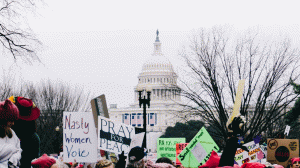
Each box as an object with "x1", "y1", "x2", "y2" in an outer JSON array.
[{"x1": 109, "y1": 31, "x2": 184, "y2": 153}]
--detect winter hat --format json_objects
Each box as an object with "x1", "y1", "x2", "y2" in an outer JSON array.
[
  {"x1": 198, "y1": 150, "x2": 220, "y2": 168},
  {"x1": 9, "y1": 96, "x2": 40, "y2": 121},
  {"x1": 96, "y1": 159, "x2": 113, "y2": 168},
  {"x1": 240, "y1": 162, "x2": 266, "y2": 168},
  {"x1": 146, "y1": 159, "x2": 175, "y2": 168},
  {"x1": 128, "y1": 146, "x2": 146, "y2": 162},
  {"x1": 0, "y1": 99, "x2": 19, "y2": 121},
  {"x1": 31, "y1": 154, "x2": 56, "y2": 168},
  {"x1": 292, "y1": 158, "x2": 300, "y2": 164},
  {"x1": 271, "y1": 165, "x2": 284, "y2": 168},
  {"x1": 217, "y1": 165, "x2": 240, "y2": 168}
]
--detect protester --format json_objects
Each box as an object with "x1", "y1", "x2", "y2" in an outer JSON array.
[
  {"x1": 290, "y1": 157, "x2": 300, "y2": 168},
  {"x1": 147, "y1": 159, "x2": 175, "y2": 168},
  {"x1": 155, "y1": 157, "x2": 173, "y2": 165},
  {"x1": 219, "y1": 116, "x2": 249, "y2": 167},
  {"x1": 9, "y1": 96, "x2": 41, "y2": 168},
  {"x1": 96, "y1": 159, "x2": 114, "y2": 168},
  {"x1": 0, "y1": 99, "x2": 22, "y2": 167},
  {"x1": 126, "y1": 146, "x2": 146, "y2": 168}
]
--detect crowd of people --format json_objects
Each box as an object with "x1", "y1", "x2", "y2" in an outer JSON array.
[{"x1": 0, "y1": 96, "x2": 300, "y2": 168}]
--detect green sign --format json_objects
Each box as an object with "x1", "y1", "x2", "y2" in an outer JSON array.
[
  {"x1": 177, "y1": 127, "x2": 219, "y2": 168},
  {"x1": 157, "y1": 138, "x2": 186, "y2": 162}
]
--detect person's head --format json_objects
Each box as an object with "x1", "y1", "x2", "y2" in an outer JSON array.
[
  {"x1": 291, "y1": 158, "x2": 300, "y2": 168},
  {"x1": 156, "y1": 157, "x2": 173, "y2": 165},
  {"x1": 0, "y1": 99, "x2": 19, "y2": 138},
  {"x1": 9, "y1": 96, "x2": 40, "y2": 137},
  {"x1": 96, "y1": 159, "x2": 114, "y2": 168},
  {"x1": 9, "y1": 96, "x2": 40, "y2": 121},
  {"x1": 127, "y1": 147, "x2": 146, "y2": 168}
]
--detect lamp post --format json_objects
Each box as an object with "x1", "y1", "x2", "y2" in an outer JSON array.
[
  {"x1": 137, "y1": 85, "x2": 151, "y2": 149},
  {"x1": 55, "y1": 126, "x2": 60, "y2": 154}
]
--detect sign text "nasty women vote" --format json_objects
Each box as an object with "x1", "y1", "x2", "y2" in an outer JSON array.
[{"x1": 63, "y1": 112, "x2": 97, "y2": 162}]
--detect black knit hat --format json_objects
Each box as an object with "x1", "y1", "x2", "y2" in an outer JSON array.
[{"x1": 128, "y1": 146, "x2": 146, "y2": 162}]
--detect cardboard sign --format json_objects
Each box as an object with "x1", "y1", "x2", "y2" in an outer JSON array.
[
  {"x1": 177, "y1": 127, "x2": 219, "y2": 168},
  {"x1": 91, "y1": 94, "x2": 109, "y2": 131},
  {"x1": 234, "y1": 141, "x2": 263, "y2": 165},
  {"x1": 157, "y1": 138, "x2": 186, "y2": 162},
  {"x1": 63, "y1": 112, "x2": 98, "y2": 162},
  {"x1": 176, "y1": 143, "x2": 188, "y2": 165},
  {"x1": 98, "y1": 116, "x2": 135, "y2": 155},
  {"x1": 267, "y1": 139, "x2": 299, "y2": 167}
]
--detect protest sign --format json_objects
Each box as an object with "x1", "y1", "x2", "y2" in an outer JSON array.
[
  {"x1": 63, "y1": 112, "x2": 97, "y2": 162},
  {"x1": 91, "y1": 94, "x2": 109, "y2": 132},
  {"x1": 98, "y1": 116, "x2": 135, "y2": 155},
  {"x1": 130, "y1": 132, "x2": 145, "y2": 149},
  {"x1": 177, "y1": 127, "x2": 219, "y2": 168},
  {"x1": 267, "y1": 139, "x2": 299, "y2": 167},
  {"x1": 226, "y1": 79, "x2": 245, "y2": 127},
  {"x1": 157, "y1": 138, "x2": 186, "y2": 162},
  {"x1": 234, "y1": 141, "x2": 262, "y2": 165},
  {"x1": 284, "y1": 125, "x2": 291, "y2": 136},
  {"x1": 176, "y1": 143, "x2": 188, "y2": 165}
]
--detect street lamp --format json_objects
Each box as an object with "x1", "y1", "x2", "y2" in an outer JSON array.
[
  {"x1": 55, "y1": 126, "x2": 60, "y2": 154},
  {"x1": 137, "y1": 85, "x2": 151, "y2": 149}
]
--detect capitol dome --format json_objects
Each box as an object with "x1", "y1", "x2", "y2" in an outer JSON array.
[
  {"x1": 141, "y1": 55, "x2": 175, "y2": 73},
  {"x1": 132, "y1": 30, "x2": 181, "y2": 107}
]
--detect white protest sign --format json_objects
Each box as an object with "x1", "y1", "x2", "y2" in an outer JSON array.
[
  {"x1": 63, "y1": 112, "x2": 97, "y2": 162},
  {"x1": 284, "y1": 125, "x2": 290, "y2": 136},
  {"x1": 234, "y1": 141, "x2": 262, "y2": 165},
  {"x1": 130, "y1": 132, "x2": 145, "y2": 149},
  {"x1": 98, "y1": 116, "x2": 135, "y2": 155}
]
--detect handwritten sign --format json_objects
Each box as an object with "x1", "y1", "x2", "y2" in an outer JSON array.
[
  {"x1": 234, "y1": 141, "x2": 262, "y2": 165},
  {"x1": 157, "y1": 138, "x2": 186, "y2": 162},
  {"x1": 63, "y1": 112, "x2": 97, "y2": 162},
  {"x1": 177, "y1": 127, "x2": 219, "y2": 168},
  {"x1": 176, "y1": 143, "x2": 188, "y2": 165},
  {"x1": 98, "y1": 116, "x2": 135, "y2": 155}
]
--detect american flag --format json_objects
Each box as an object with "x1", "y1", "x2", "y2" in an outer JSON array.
[
  {"x1": 137, "y1": 113, "x2": 142, "y2": 127},
  {"x1": 131, "y1": 113, "x2": 137, "y2": 126},
  {"x1": 123, "y1": 114, "x2": 130, "y2": 125},
  {"x1": 149, "y1": 113, "x2": 156, "y2": 126}
]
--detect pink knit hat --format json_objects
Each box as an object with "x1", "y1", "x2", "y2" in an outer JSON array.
[
  {"x1": 240, "y1": 162, "x2": 266, "y2": 168},
  {"x1": 0, "y1": 99, "x2": 19, "y2": 121}
]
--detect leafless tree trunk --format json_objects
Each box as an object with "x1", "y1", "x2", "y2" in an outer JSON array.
[
  {"x1": 176, "y1": 27, "x2": 300, "y2": 146},
  {"x1": 0, "y1": 0, "x2": 42, "y2": 62}
]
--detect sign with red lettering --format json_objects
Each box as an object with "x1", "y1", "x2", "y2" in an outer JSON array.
[
  {"x1": 176, "y1": 143, "x2": 188, "y2": 165},
  {"x1": 234, "y1": 141, "x2": 262, "y2": 165},
  {"x1": 63, "y1": 112, "x2": 98, "y2": 162},
  {"x1": 267, "y1": 139, "x2": 299, "y2": 167}
]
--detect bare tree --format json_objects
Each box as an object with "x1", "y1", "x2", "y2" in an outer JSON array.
[
  {"x1": 0, "y1": 0, "x2": 42, "y2": 61},
  {"x1": 175, "y1": 27, "x2": 300, "y2": 146},
  {"x1": 0, "y1": 77, "x2": 92, "y2": 154}
]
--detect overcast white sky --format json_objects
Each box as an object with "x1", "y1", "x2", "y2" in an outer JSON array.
[{"x1": 1, "y1": 0, "x2": 300, "y2": 108}]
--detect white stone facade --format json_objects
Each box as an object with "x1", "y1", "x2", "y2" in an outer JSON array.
[{"x1": 109, "y1": 31, "x2": 183, "y2": 152}]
